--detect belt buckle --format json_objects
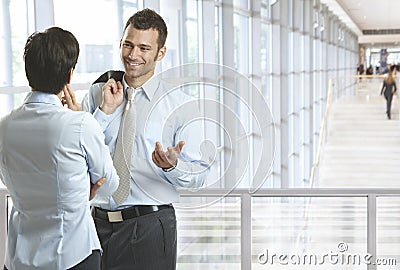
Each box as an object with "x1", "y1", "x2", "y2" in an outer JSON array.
[{"x1": 107, "y1": 211, "x2": 123, "y2": 222}]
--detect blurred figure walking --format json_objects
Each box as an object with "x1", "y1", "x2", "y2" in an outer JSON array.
[{"x1": 381, "y1": 70, "x2": 397, "y2": 119}]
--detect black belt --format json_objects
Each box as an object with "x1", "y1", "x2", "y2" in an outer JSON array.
[{"x1": 92, "y1": 205, "x2": 172, "y2": 223}]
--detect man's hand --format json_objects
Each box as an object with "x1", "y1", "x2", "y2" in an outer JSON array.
[
  {"x1": 90, "y1": 177, "x2": 106, "y2": 200},
  {"x1": 100, "y1": 78, "x2": 124, "y2": 115},
  {"x1": 152, "y1": 141, "x2": 185, "y2": 170},
  {"x1": 62, "y1": 84, "x2": 81, "y2": 111}
]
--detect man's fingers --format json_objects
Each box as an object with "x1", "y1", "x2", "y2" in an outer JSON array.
[
  {"x1": 152, "y1": 142, "x2": 178, "y2": 169},
  {"x1": 155, "y1": 141, "x2": 163, "y2": 151},
  {"x1": 62, "y1": 85, "x2": 81, "y2": 111},
  {"x1": 66, "y1": 84, "x2": 77, "y2": 103},
  {"x1": 152, "y1": 150, "x2": 170, "y2": 167},
  {"x1": 106, "y1": 78, "x2": 118, "y2": 93},
  {"x1": 62, "y1": 87, "x2": 72, "y2": 103},
  {"x1": 116, "y1": 81, "x2": 124, "y2": 93},
  {"x1": 167, "y1": 141, "x2": 185, "y2": 153},
  {"x1": 155, "y1": 142, "x2": 167, "y2": 159},
  {"x1": 152, "y1": 150, "x2": 158, "y2": 164},
  {"x1": 152, "y1": 151, "x2": 161, "y2": 166},
  {"x1": 154, "y1": 146, "x2": 167, "y2": 163},
  {"x1": 177, "y1": 141, "x2": 185, "y2": 152},
  {"x1": 97, "y1": 177, "x2": 106, "y2": 186},
  {"x1": 89, "y1": 177, "x2": 106, "y2": 200}
]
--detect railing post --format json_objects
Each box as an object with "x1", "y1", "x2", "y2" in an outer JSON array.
[
  {"x1": 367, "y1": 194, "x2": 377, "y2": 270},
  {"x1": 241, "y1": 193, "x2": 252, "y2": 270},
  {"x1": 0, "y1": 188, "x2": 7, "y2": 267}
]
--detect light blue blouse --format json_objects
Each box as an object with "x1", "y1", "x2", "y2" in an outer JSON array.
[{"x1": 0, "y1": 91, "x2": 119, "y2": 270}]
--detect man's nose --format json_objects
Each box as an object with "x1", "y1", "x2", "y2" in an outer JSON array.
[{"x1": 128, "y1": 47, "x2": 141, "y2": 59}]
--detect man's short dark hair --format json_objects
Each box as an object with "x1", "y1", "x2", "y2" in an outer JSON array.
[
  {"x1": 24, "y1": 27, "x2": 79, "y2": 94},
  {"x1": 124, "y1": 8, "x2": 168, "y2": 50}
]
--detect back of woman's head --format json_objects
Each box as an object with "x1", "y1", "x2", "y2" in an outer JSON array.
[
  {"x1": 385, "y1": 71, "x2": 395, "y2": 84},
  {"x1": 24, "y1": 27, "x2": 79, "y2": 94}
]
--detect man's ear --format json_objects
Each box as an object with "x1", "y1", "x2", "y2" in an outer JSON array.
[
  {"x1": 157, "y1": 46, "x2": 166, "y2": 61},
  {"x1": 67, "y1": 68, "x2": 74, "y2": 84}
]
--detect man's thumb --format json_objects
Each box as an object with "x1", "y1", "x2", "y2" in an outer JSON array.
[{"x1": 177, "y1": 141, "x2": 185, "y2": 151}]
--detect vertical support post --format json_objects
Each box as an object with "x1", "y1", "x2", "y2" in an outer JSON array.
[
  {"x1": 221, "y1": 0, "x2": 237, "y2": 189},
  {"x1": 33, "y1": 0, "x2": 55, "y2": 31},
  {"x1": 241, "y1": 193, "x2": 252, "y2": 270},
  {"x1": 0, "y1": 188, "x2": 8, "y2": 267},
  {"x1": 367, "y1": 194, "x2": 377, "y2": 270}
]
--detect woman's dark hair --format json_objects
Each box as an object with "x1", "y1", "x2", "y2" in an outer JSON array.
[
  {"x1": 124, "y1": 8, "x2": 168, "y2": 50},
  {"x1": 24, "y1": 27, "x2": 79, "y2": 94}
]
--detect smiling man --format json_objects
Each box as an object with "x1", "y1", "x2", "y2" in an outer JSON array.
[
  {"x1": 120, "y1": 24, "x2": 164, "y2": 88},
  {"x1": 81, "y1": 8, "x2": 210, "y2": 270}
]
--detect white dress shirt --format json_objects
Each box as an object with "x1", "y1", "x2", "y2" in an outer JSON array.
[
  {"x1": 0, "y1": 91, "x2": 119, "y2": 270},
  {"x1": 82, "y1": 75, "x2": 210, "y2": 209}
]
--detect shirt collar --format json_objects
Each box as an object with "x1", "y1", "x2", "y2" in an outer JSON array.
[
  {"x1": 122, "y1": 74, "x2": 160, "y2": 101},
  {"x1": 24, "y1": 91, "x2": 63, "y2": 106}
]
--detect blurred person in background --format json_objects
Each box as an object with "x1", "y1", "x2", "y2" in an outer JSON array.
[{"x1": 381, "y1": 70, "x2": 397, "y2": 119}]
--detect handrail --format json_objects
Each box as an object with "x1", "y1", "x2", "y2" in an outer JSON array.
[
  {"x1": 0, "y1": 83, "x2": 91, "y2": 95},
  {"x1": 1, "y1": 187, "x2": 400, "y2": 270},
  {"x1": 178, "y1": 187, "x2": 400, "y2": 197},
  {"x1": 180, "y1": 188, "x2": 398, "y2": 270},
  {"x1": 308, "y1": 78, "x2": 333, "y2": 188},
  {"x1": 308, "y1": 74, "x2": 389, "y2": 188},
  {"x1": 0, "y1": 187, "x2": 8, "y2": 268}
]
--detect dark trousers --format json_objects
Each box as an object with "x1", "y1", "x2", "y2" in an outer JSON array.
[
  {"x1": 3, "y1": 250, "x2": 100, "y2": 270},
  {"x1": 68, "y1": 250, "x2": 101, "y2": 270},
  {"x1": 93, "y1": 207, "x2": 177, "y2": 270},
  {"x1": 384, "y1": 93, "x2": 393, "y2": 118}
]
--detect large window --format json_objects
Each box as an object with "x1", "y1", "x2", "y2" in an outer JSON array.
[
  {"x1": 53, "y1": 0, "x2": 141, "y2": 83},
  {"x1": 6, "y1": 0, "x2": 31, "y2": 86},
  {"x1": 0, "y1": 0, "x2": 31, "y2": 114}
]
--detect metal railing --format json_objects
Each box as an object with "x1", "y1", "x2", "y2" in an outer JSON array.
[
  {"x1": 1, "y1": 187, "x2": 400, "y2": 269},
  {"x1": 178, "y1": 188, "x2": 400, "y2": 270},
  {"x1": 0, "y1": 186, "x2": 7, "y2": 268}
]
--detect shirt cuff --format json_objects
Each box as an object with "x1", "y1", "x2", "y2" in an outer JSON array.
[
  {"x1": 163, "y1": 159, "x2": 186, "y2": 178},
  {"x1": 93, "y1": 107, "x2": 113, "y2": 131}
]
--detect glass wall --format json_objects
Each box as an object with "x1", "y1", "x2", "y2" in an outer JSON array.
[
  {"x1": 0, "y1": 0, "x2": 363, "y2": 269},
  {"x1": 0, "y1": 0, "x2": 358, "y2": 190}
]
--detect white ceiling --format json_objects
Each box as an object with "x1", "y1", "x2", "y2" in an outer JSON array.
[
  {"x1": 321, "y1": 0, "x2": 400, "y2": 46},
  {"x1": 337, "y1": 0, "x2": 400, "y2": 31}
]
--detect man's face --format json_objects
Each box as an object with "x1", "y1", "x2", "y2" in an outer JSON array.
[{"x1": 120, "y1": 25, "x2": 166, "y2": 87}]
